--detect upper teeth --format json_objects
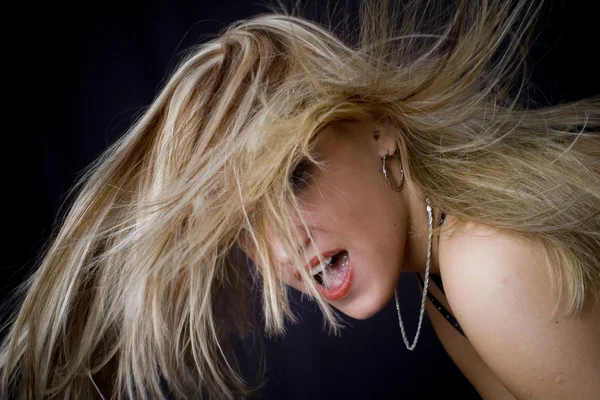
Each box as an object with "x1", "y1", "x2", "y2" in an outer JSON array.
[{"x1": 312, "y1": 256, "x2": 333, "y2": 276}]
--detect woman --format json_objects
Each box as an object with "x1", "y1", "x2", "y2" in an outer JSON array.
[{"x1": 2, "y1": 0, "x2": 599, "y2": 398}]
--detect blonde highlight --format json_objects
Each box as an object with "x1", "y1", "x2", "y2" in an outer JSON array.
[{"x1": 2, "y1": 1, "x2": 599, "y2": 398}]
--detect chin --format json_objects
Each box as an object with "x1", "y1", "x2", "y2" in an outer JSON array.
[
  {"x1": 342, "y1": 308, "x2": 380, "y2": 320},
  {"x1": 336, "y1": 291, "x2": 393, "y2": 320}
]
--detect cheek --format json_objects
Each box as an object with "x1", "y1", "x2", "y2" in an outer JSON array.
[
  {"x1": 335, "y1": 167, "x2": 407, "y2": 268},
  {"x1": 300, "y1": 161, "x2": 394, "y2": 235},
  {"x1": 336, "y1": 172, "x2": 395, "y2": 230}
]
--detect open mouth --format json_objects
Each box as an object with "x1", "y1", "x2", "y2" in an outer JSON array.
[
  {"x1": 309, "y1": 250, "x2": 353, "y2": 301},
  {"x1": 312, "y1": 251, "x2": 345, "y2": 287}
]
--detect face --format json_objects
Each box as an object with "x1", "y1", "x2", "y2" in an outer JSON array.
[{"x1": 254, "y1": 120, "x2": 411, "y2": 320}]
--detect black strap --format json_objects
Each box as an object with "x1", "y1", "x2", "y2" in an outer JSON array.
[{"x1": 417, "y1": 273, "x2": 466, "y2": 338}]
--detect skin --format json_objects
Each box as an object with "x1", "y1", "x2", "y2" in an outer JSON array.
[
  {"x1": 244, "y1": 120, "x2": 600, "y2": 398},
  {"x1": 249, "y1": 119, "x2": 442, "y2": 319},
  {"x1": 439, "y1": 221, "x2": 600, "y2": 399}
]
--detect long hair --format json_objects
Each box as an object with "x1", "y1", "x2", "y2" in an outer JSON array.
[{"x1": 2, "y1": 0, "x2": 599, "y2": 398}]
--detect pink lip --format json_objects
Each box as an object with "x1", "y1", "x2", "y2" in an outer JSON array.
[
  {"x1": 294, "y1": 249, "x2": 345, "y2": 281},
  {"x1": 317, "y1": 256, "x2": 353, "y2": 301},
  {"x1": 293, "y1": 249, "x2": 354, "y2": 302}
]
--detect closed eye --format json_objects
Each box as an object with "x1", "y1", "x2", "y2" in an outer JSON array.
[{"x1": 290, "y1": 158, "x2": 314, "y2": 191}]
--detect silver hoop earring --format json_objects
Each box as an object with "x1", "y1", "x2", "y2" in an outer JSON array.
[
  {"x1": 382, "y1": 153, "x2": 404, "y2": 191},
  {"x1": 394, "y1": 197, "x2": 432, "y2": 351}
]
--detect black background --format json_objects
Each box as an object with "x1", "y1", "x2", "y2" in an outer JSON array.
[{"x1": 6, "y1": 0, "x2": 599, "y2": 398}]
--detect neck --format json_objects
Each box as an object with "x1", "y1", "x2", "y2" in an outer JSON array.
[{"x1": 401, "y1": 188, "x2": 442, "y2": 275}]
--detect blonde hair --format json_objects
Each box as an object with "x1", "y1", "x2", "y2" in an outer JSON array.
[{"x1": 2, "y1": 0, "x2": 599, "y2": 398}]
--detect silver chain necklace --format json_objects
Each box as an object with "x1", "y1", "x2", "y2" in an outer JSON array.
[{"x1": 394, "y1": 197, "x2": 433, "y2": 351}]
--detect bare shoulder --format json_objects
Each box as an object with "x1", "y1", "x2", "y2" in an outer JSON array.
[{"x1": 438, "y1": 216, "x2": 600, "y2": 400}]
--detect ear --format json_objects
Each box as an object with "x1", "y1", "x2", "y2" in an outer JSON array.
[{"x1": 372, "y1": 123, "x2": 398, "y2": 158}]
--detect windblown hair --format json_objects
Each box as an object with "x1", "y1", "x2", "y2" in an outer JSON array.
[{"x1": 2, "y1": 0, "x2": 599, "y2": 398}]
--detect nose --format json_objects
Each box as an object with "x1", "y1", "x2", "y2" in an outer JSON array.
[
  {"x1": 270, "y1": 230, "x2": 315, "y2": 284},
  {"x1": 239, "y1": 206, "x2": 317, "y2": 280},
  {"x1": 267, "y1": 224, "x2": 311, "y2": 266}
]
